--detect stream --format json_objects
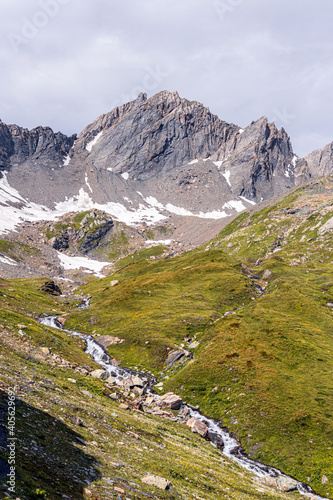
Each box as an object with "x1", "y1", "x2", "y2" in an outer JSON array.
[{"x1": 38, "y1": 299, "x2": 328, "y2": 500}]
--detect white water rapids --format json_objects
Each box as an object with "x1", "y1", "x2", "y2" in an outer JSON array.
[{"x1": 38, "y1": 301, "x2": 328, "y2": 500}]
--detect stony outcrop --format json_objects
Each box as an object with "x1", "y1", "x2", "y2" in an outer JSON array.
[
  {"x1": 141, "y1": 474, "x2": 172, "y2": 491},
  {"x1": 156, "y1": 392, "x2": 183, "y2": 410},
  {"x1": 90, "y1": 369, "x2": 109, "y2": 380},
  {"x1": 256, "y1": 475, "x2": 298, "y2": 492},
  {"x1": 39, "y1": 280, "x2": 62, "y2": 296},
  {"x1": 186, "y1": 417, "x2": 208, "y2": 437},
  {"x1": 95, "y1": 335, "x2": 125, "y2": 348},
  {"x1": 47, "y1": 210, "x2": 114, "y2": 254}
]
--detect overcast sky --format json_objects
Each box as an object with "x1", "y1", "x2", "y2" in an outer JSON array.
[{"x1": 0, "y1": 0, "x2": 332, "y2": 157}]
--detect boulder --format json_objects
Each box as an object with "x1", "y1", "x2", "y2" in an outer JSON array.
[
  {"x1": 133, "y1": 386, "x2": 146, "y2": 396},
  {"x1": 90, "y1": 369, "x2": 109, "y2": 380},
  {"x1": 152, "y1": 408, "x2": 173, "y2": 418},
  {"x1": 131, "y1": 375, "x2": 145, "y2": 387},
  {"x1": 106, "y1": 376, "x2": 116, "y2": 385},
  {"x1": 186, "y1": 417, "x2": 208, "y2": 437},
  {"x1": 39, "y1": 280, "x2": 62, "y2": 296},
  {"x1": 119, "y1": 403, "x2": 129, "y2": 410},
  {"x1": 142, "y1": 474, "x2": 171, "y2": 491},
  {"x1": 165, "y1": 350, "x2": 185, "y2": 367},
  {"x1": 322, "y1": 475, "x2": 328, "y2": 485},
  {"x1": 71, "y1": 416, "x2": 84, "y2": 427},
  {"x1": 277, "y1": 476, "x2": 298, "y2": 492},
  {"x1": 144, "y1": 396, "x2": 155, "y2": 406},
  {"x1": 95, "y1": 335, "x2": 125, "y2": 348},
  {"x1": 257, "y1": 476, "x2": 298, "y2": 492},
  {"x1": 156, "y1": 392, "x2": 183, "y2": 410},
  {"x1": 40, "y1": 347, "x2": 51, "y2": 355}
]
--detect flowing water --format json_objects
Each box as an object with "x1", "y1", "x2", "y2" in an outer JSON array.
[{"x1": 38, "y1": 301, "x2": 328, "y2": 500}]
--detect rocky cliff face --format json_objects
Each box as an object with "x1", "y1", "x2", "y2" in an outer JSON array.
[
  {"x1": 296, "y1": 141, "x2": 333, "y2": 178},
  {"x1": 0, "y1": 120, "x2": 76, "y2": 174},
  {"x1": 74, "y1": 91, "x2": 240, "y2": 179},
  {"x1": 0, "y1": 121, "x2": 14, "y2": 173}
]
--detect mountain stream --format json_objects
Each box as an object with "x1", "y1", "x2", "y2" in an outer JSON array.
[{"x1": 38, "y1": 299, "x2": 328, "y2": 500}]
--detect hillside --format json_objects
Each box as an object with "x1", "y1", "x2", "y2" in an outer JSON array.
[
  {"x1": 62, "y1": 175, "x2": 333, "y2": 499},
  {"x1": 0, "y1": 277, "x2": 307, "y2": 500}
]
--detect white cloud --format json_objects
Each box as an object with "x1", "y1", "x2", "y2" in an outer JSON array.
[{"x1": 0, "y1": 0, "x2": 332, "y2": 156}]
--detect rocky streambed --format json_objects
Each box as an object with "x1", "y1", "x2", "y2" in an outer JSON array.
[{"x1": 38, "y1": 301, "x2": 328, "y2": 500}]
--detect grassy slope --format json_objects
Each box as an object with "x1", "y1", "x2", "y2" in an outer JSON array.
[
  {"x1": 0, "y1": 279, "x2": 294, "y2": 500},
  {"x1": 67, "y1": 176, "x2": 333, "y2": 498}
]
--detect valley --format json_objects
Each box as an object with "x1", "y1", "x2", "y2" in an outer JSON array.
[{"x1": 0, "y1": 92, "x2": 332, "y2": 499}]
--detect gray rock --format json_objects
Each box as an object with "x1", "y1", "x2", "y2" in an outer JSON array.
[
  {"x1": 71, "y1": 416, "x2": 84, "y2": 427},
  {"x1": 0, "y1": 119, "x2": 75, "y2": 175},
  {"x1": 141, "y1": 474, "x2": 171, "y2": 490},
  {"x1": 257, "y1": 475, "x2": 298, "y2": 492},
  {"x1": 90, "y1": 369, "x2": 109, "y2": 380},
  {"x1": 277, "y1": 476, "x2": 298, "y2": 492},
  {"x1": 186, "y1": 417, "x2": 208, "y2": 437},
  {"x1": 156, "y1": 393, "x2": 183, "y2": 410},
  {"x1": 165, "y1": 350, "x2": 185, "y2": 367}
]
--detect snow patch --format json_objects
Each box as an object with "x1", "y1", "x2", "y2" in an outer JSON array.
[
  {"x1": 223, "y1": 200, "x2": 246, "y2": 213},
  {"x1": 239, "y1": 129, "x2": 244, "y2": 134},
  {"x1": 107, "y1": 167, "x2": 113, "y2": 172},
  {"x1": 222, "y1": 170, "x2": 232, "y2": 187},
  {"x1": 165, "y1": 204, "x2": 194, "y2": 216},
  {"x1": 57, "y1": 252, "x2": 109, "y2": 278},
  {"x1": 85, "y1": 173, "x2": 93, "y2": 193},
  {"x1": 213, "y1": 160, "x2": 224, "y2": 168},
  {"x1": 86, "y1": 131, "x2": 103, "y2": 153},
  {"x1": 145, "y1": 196, "x2": 165, "y2": 210},
  {"x1": 62, "y1": 155, "x2": 71, "y2": 167},
  {"x1": 0, "y1": 255, "x2": 17, "y2": 266},
  {"x1": 145, "y1": 240, "x2": 172, "y2": 246},
  {"x1": 121, "y1": 172, "x2": 129, "y2": 180},
  {"x1": 198, "y1": 210, "x2": 229, "y2": 219},
  {"x1": 55, "y1": 190, "x2": 166, "y2": 226},
  {"x1": 188, "y1": 159, "x2": 198, "y2": 165},
  {"x1": 292, "y1": 155, "x2": 298, "y2": 167},
  {"x1": 285, "y1": 171, "x2": 290, "y2": 178},
  {"x1": 240, "y1": 196, "x2": 256, "y2": 206}
]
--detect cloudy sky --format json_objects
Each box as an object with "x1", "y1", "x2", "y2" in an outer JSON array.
[{"x1": 0, "y1": 0, "x2": 332, "y2": 156}]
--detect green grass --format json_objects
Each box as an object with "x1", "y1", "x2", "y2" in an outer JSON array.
[
  {"x1": 64, "y1": 176, "x2": 333, "y2": 498},
  {"x1": 0, "y1": 281, "x2": 296, "y2": 500}
]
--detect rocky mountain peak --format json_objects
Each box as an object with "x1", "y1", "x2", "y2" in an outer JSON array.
[
  {"x1": 0, "y1": 90, "x2": 332, "y2": 242},
  {"x1": 74, "y1": 91, "x2": 240, "y2": 179}
]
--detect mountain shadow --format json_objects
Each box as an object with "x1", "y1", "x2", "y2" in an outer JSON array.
[{"x1": 0, "y1": 388, "x2": 101, "y2": 499}]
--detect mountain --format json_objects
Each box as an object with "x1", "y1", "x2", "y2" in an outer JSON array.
[
  {"x1": 0, "y1": 175, "x2": 333, "y2": 499},
  {"x1": 1, "y1": 92, "x2": 333, "y2": 499},
  {"x1": 1, "y1": 90, "x2": 329, "y2": 250}
]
